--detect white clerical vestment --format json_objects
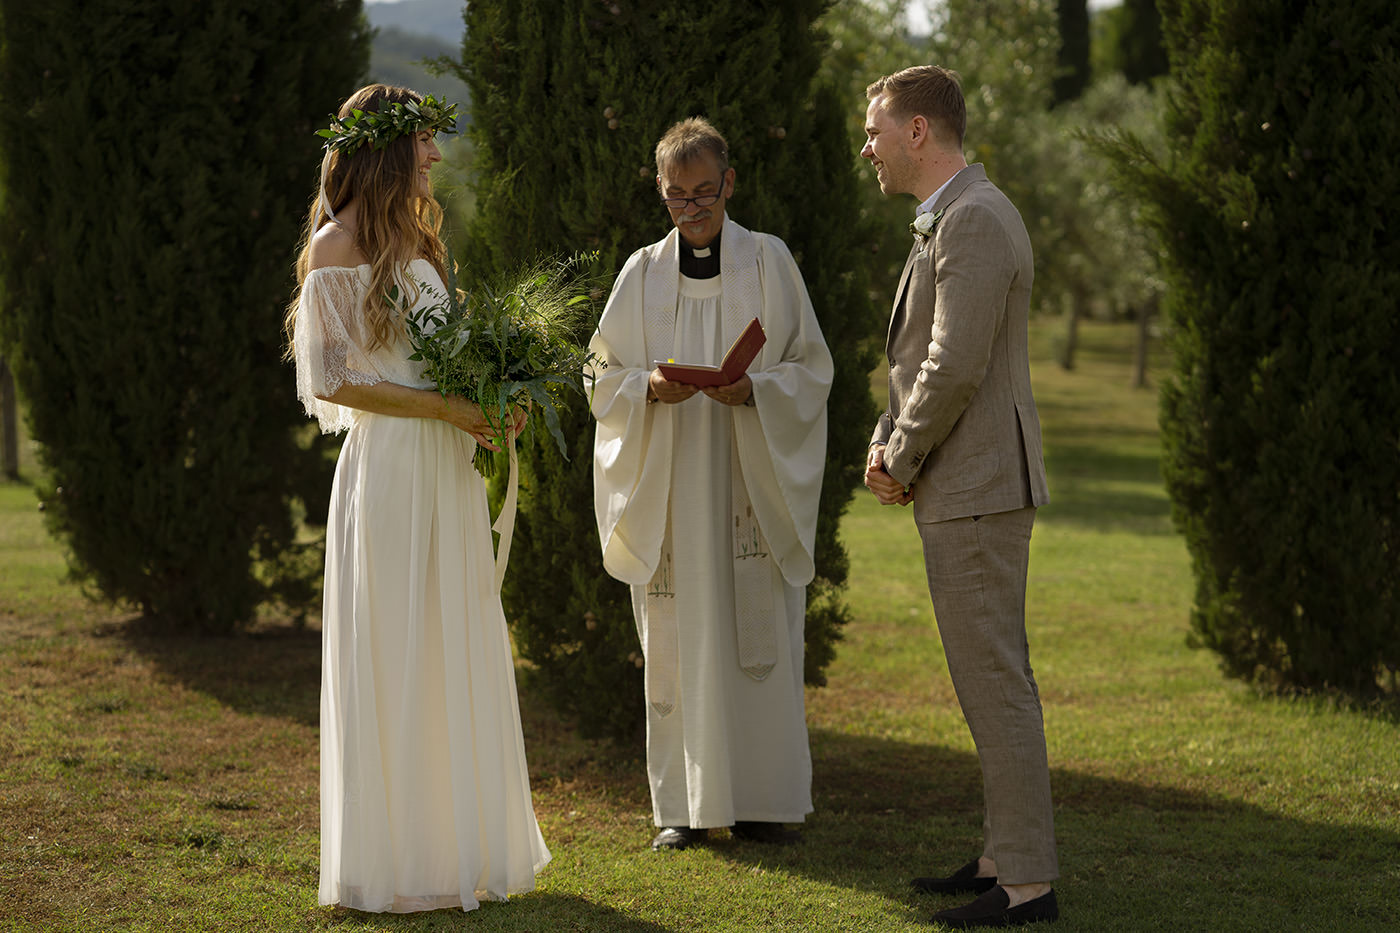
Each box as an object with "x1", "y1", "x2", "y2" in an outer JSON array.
[{"x1": 588, "y1": 217, "x2": 832, "y2": 828}]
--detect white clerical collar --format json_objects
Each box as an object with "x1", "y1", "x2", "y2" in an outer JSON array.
[{"x1": 915, "y1": 167, "x2": 966, "y2": 218}]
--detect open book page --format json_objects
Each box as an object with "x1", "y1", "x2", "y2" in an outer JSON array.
[{"x1": 654, "y1": 317, "x2": 766, "y2": 388}]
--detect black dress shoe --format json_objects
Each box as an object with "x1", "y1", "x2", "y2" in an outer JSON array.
[
  {"x1": 930, "y1": 887, "x2": 1058, "y2": 928},
  {"x1": 730, "y1": 821, "x2": 802, "y2": 845},
  {"x1": 912, "y1": 858, "x2": 998, "y2": 895},
  {"x1": 651, "y1": 826, "x2": 708, "y2": 850}
]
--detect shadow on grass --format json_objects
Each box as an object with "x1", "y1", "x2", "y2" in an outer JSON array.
[
  {"x1": 706, "y1": 726, "x2": 1400, "y2": 931},
  {"x1": 1043, "y1": 443, "x2": 1162, "y2": 483},
  {"x1": 115, "y1": 618, "x2": 322, "y2": 726},
  {"x1": 116, "y1": 614, "x2": 653, "y2": 798},
  {"x1": 1037, "y1": 442, "x2": 1174, "y2": 536},
  {"x1": 322, "y1": 893, "x2": 679, "y2": 932},
  {"x1": 114, "y1": 624, "x2": 1398, "y2": 930}
]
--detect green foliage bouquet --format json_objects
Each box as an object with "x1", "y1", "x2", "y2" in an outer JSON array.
[{"x1": 402, "y1": 254, "x2": 604, "y2": 476}]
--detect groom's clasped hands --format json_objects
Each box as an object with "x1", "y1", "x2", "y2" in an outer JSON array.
[{"x1": 865, "y1": 443, "x2": 914, "y2": 506}]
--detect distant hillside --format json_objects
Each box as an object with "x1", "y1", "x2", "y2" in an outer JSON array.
[
  {"x1": 365, "y1": 0, "x2": 465, "y2": 45},
  {"x1": 367, "y1": 24, "x2": 469, "y2": 112}
]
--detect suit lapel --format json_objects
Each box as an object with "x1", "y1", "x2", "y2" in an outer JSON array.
[
  {"x1": 886, "y1": 164, "x2": 991, "y2": 349},
  {"x1": 887, "y1": 242, "x2": 921, "y2": 349},
  {"x1": 893, "y1": 239, "x2": 920, "y2": 311}
]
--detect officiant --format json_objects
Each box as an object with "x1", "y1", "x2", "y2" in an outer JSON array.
[{"x1": 586, "y1": 117, "x2": 833, "y2": 850}]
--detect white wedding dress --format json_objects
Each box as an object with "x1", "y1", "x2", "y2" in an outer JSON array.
[{"x1": 294, "y1": 258, "x2": 550, "y2": 913}]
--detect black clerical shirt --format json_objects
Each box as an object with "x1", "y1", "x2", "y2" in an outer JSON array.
[{"x1": 679, "y1": 230, "x2": 721, "y2": 279}]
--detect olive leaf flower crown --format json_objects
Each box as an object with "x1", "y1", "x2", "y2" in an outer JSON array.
[{"x1": 316, "y1": 95, "x2": 459, "y2": 154}]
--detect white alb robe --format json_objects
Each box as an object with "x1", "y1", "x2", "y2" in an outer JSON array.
[{"x1": 588, "y1": 217, "x2": 832, "y2": 828}]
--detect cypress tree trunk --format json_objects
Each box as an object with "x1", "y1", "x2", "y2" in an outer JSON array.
[
  {"x1": 0, "y1": 0, "x2": 369, "y2": 631},
  {"x1": 1110, "y1": 0, "x2": 1400, "y2": 697},
  {"x1": 1132, "y1": 295, "x2": 1154, "y2": 390},
  {"x1": 454, "y1": 0, "x2": 881, "y2": 741},
  {"x1": 1059, "y1": 292, "x2": 1082, "y2": 371},
  {"x1": 1, "y1": 356, "x2": 17, "y2": 480}
]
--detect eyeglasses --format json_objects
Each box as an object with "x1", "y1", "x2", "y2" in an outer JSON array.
[{"x1": 659, "y1": 177, "x2": 725, "y2": 211}]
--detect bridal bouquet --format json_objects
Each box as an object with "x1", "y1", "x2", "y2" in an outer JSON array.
[{"x1": 403, "y1": 253, "x2": 604, "y2": 476}]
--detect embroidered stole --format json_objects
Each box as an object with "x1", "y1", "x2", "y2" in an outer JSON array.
[{"x1": 642, "y1": 453, "x2": 779, "y2": 718}]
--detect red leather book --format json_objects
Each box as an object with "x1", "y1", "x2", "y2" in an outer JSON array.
[{"x1": 654, "y1": 317, "x2": 766, "y2": 388}]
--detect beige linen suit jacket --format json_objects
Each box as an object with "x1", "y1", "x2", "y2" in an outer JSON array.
[{"x1": 871, "y1": 164, "x2": 1049, "y2": 523}]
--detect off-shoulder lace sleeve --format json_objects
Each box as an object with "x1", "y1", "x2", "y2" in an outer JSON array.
[{"x1": 293, "y1": 267, "x2": 390, "y2": 434}]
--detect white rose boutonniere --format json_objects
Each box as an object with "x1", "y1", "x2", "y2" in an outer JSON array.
[{"x1": 910, "y1": 208, "x2": 945, "y2": 246}]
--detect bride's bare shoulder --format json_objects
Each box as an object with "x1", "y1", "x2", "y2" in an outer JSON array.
[{"x1": 308, "y1": 222, "x2": 368, "y2": 271}]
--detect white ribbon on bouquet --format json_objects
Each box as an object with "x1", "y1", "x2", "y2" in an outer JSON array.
[{"x1": 490, "y1": 429, "x2": 520, "y2": 592}]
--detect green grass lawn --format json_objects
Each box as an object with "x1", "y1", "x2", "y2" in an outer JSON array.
[{"x1": 2, "y1": 320, "x2": 1397, "y2": 932}]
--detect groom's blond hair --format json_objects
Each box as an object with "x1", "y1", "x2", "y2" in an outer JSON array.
[{"x1": 867, "y1": 66, "x2": 966, "y2": 148}]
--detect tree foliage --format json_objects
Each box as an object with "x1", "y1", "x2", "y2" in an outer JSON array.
[
  {"x1": 0, "y1": 0, "x2": 370, "y2": 631},
  {"x1": 929, "y1": 0, "x2": 1163, "y2": 340},
  {"x1": 452, "y1": 0, "x2": 881, "y2": 742},
  {"x1": 1105, "y1": 0, "x2": 1400, "y2": 697},
  {"x1": 816, "y1": 0, "x2": 920, "y2": 310}
]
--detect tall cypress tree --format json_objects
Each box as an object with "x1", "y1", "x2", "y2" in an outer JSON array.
[
  {"x1": 454, "y1": 1, "x2": 880, "y2": 741},
  {"x1": 0, "y1": 0, "x2": 369, "y2": 631},
  {"x1": 1053, "y1": 0, "x2": 1091, "y2": 104},
  {"x1": 1106, "y1": 0, "x2": 1400, "y2": 697},
  {"x1": 1120, "y1": 0, "x2": 1169, "y2": 85}
]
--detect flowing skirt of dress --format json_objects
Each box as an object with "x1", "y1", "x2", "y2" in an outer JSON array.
[{"x1": 319, "y1": 412, "x2": 550, "y2": 913}]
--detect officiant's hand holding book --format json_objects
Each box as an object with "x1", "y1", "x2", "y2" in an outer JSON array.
[{"x1": 653, "y1": 317, "x2": 766, "y2": 388}]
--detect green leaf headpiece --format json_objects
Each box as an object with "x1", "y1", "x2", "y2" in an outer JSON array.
[{"x1": 316, "y1": 95, "x2": 459, "y2": 154}]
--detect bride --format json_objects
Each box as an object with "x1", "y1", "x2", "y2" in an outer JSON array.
[{"x1": 284, "y1": 83, "x2": 549, "y2": 913}]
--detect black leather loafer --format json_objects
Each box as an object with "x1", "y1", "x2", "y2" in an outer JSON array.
[
  {"x1": 730, "y1": 821, "x2": 802, "y2": 845},
  {"x1": 912, "y1": 858, "x2": 998, "y2": 895},
  {"x1": 651, "y1": 826, "x2": 708, "y2": 850},
  {"x1": 930, "y1": 887, "x2": 1058, "y2": 928}
]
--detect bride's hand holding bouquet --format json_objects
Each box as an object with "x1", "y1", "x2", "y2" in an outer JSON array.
[
  {"x1": 437, "y1": 394, "x2": 527, "y2": 453},
  {"x1": 402, "y1": 252, "x2": 603, "y2": 475}
]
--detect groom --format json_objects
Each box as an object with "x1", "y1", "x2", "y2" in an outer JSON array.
[{"x1": 860, "y1": 66, "x2": 1058, "y2": 928}]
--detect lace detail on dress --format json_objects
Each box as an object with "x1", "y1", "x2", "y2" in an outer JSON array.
[{"x1": 293, "y1": 263, "x2": 439, "y2": 434}]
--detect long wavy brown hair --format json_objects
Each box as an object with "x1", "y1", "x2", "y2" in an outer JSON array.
[{"x1": 285, "y1": 84, "x2": 449, "y2": 356}]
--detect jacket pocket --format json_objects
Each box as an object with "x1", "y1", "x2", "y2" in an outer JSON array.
[{"x1": 933, "y1": 447, "x2": 999, "y2": 493}]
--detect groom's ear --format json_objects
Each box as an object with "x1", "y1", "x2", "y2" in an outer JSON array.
[{"x1": 907, "y1": 114, "x2": 930, "y2": 148}]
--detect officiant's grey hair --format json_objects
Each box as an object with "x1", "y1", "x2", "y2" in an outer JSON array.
[{"x1": 655, "y1": 117, "x2": 729, "y2": 179}]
